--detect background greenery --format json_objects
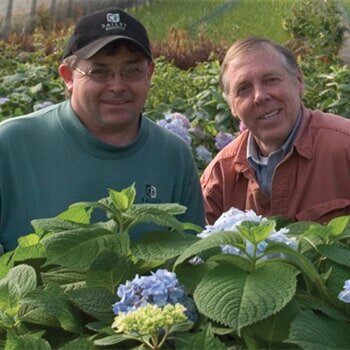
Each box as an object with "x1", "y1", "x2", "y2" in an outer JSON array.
[{"x1": 0, "y1": 0, "x2": 350, "y2": 170}]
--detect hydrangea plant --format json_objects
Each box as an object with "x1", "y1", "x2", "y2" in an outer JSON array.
[{"x1": 1, "y1": 184, "x2": 350, "y2": 349}]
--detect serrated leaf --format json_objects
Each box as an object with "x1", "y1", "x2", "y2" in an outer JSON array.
[
  {"x1": 58, "y1": 336, "x2": 95, "y2": 350},
  {"x1": 132, "y1": 203, "x2": 186, "y2": 216},
  {"x1": 288, "y1": 311, "x2": 350, "y2": 349},
  {"x1": 19, "y1": 287, "x2": 82, "y2": 333},
  {"x1": 176, "y1": 323, "x2": 226, "y2": 350},
  {"x1": 86, "y1": 250, "x2": 129, "y2": 292},
  {"x1": 5, "y1": 329, "x2": 52, "y2": 350},
  {"x1": 31, "y1": 217, "x2": 89, "y2": 234},
  {"x1": 41, "y1": 268, "x2": 86, "y2": 291},
  {"x1": 0, "y1": 265, "x2": 37, "y2": 309},
  {"x1": 242, "y1": 298, "x2": 300, "y2": 344},
  {"x1": 174, "y1": 231, "x2": 244, "y2": 267},
  {"x1": 208, "y1": 254, "x2": 251, "y2": 272},
  {"x1": 131, "y1": 231, "x2": 198, "y2": 261},
  {"x1": 67, "y1": 287, "x2": 115, "y2": 322},
  {"x1": 295, "y1": 292, "x2": 350, "y2": 321},
  {"x1": 194, "y1": 263, "x2": 297, "y2": 332},
  {"x1": 127, "y1": 206, "x2": 185, "y2": 232},
  {"x1": 317, "y1": 244, "x2": 350, "y2": 267},
  {"x1": 93, "y1": 334, "x2": 130, "y2": 346},
  {"x1": 42, "y1": 227, "x2": 126, "y2": 270}
]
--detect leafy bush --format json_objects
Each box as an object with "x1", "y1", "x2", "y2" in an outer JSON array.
[
  {"x1": 283, "y1": 0, "x2": 346, "y2": 64},
  {"x1": 1, "y1": 184, "x2": 350, "y2": 349}
]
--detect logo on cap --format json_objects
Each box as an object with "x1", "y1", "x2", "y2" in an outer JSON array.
[{"x1": 102, "y1": 12, "x2": 126, "y2": 31}]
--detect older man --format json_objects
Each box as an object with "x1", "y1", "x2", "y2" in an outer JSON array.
[{"x1": 201, "y1": 36, "x2": 350, "y2": 224}]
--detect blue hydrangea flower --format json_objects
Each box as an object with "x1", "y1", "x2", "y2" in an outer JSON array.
[
  {"x1": 112, "y1": 269, "x2": 197, "y2": 322},
  {"x1": 338, "y1": 280, "x2": 350, "y2": 303},
  {"x1": 215, "y1": 131, "x2": 235, "y2": 150},
  {"x1": 157, "y1": 112, "x2": 192, "y2": 145},
  {"x1": 198, "y1": 207, "x2": 297, "y2": 259},
  {"x1": 195, "y1": 145, "x2": 212, "y2": 164},
  {"x1": 0, "y1": 97, "x2": 9, "y2": 105}
]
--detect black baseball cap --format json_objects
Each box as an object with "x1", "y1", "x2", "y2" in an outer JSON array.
[{"x1": 63, "y1": 8, "x2": 152, "y2": 60}]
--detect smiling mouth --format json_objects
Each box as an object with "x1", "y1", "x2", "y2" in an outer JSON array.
[
  {"x1": 258, "y1": 109, "x2": 281, "y2": 120},
  {"x1": 101, "y1": 99, "x2": 130, "y2": 105}
]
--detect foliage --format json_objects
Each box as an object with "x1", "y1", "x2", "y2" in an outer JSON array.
[
  {"x1": 1, "y1": 184, "x2": 350, "y2": 349},
  {"x1": 283, "y1": 0, "x2": 346, "y2": 64}
]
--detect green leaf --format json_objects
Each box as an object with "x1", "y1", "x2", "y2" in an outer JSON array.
[
  {"x1": 175, "y1": 323, "x2": 226, "y2": 350},
  {"x1": 58, "y1": 205, "x2": 93, "y2": 224},
  {"x1": 174, "y1": 231, "x2": 244, "y2": 267},
  {"x1": 288, "y1": 311, "x2": 350, "y2": 349},
  {"x1": 237, "y1": 220, "x2": 276, "y2": 244},
  {"x1": 127, "y1": 206, "x2": 185, "y2": 232},
  {"x1": 317, "y1": 244, "x2": 350, "y2": 267},
  {"x1": 109, "y1": 189, "x2": 130, "y2": 211},
  {"x1": 5, "y1": 329, "x2": 52, "y2": 350},
  {"x1": 93, "y1": 334, "x2": 130, "y2": 346},
  {"x1": 132, "y1": 202, "x2": 187, "y2": 216},
  {"x1": 41, "y1": 268, "x2": 86, "y2": 291},
  {"x1": 296, "y1": 293, "x2": 350, "y2": 321},
  {"x1": 42, "y1": 227, "x2": 126, "y2": 270},
  {"x1": 327, "y1": 215, "x2": 350, "y2": 236},
  {"x1": 19, "y1": 286, "x2": 82, "y2": 333},
  {"x1": 67, "y1": 287, "x2": 115, "y2": 322},
  {"x1": 0, "y1": 265, "x2": 37, "y2": 309},
  {"x1": 86, "y1": 250, "x2": 129, "y2": 293},
  {"x1": 131, "y1": 231, "x2": 198, "y2": 261},
  {"x1": 58, "y1": 336, "x2": 95, "y2": 350},
  {"x1": 242, "y1": 298, "x2": 301, "y2": 345},
  {"x1": 194, "y1": 263, "x2": 297, "y2": 333}
]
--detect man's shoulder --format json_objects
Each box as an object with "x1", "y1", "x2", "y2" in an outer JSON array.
[
  {"x1": 0, "y1": 102, "x2": 61, "y2": 137},
  {"x1": 308, "y1": 108, "x2": 350, "y2": 136}
]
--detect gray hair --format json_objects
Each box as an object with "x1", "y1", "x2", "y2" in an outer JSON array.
[{"x1": 220, "y1": 36, "x2": 300, "y2": 94}]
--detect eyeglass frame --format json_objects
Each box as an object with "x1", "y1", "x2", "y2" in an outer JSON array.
[{"x1": 73, "y1": 60, "x2": 151, "y2": 83}]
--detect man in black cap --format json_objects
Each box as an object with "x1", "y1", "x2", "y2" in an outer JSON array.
[{"x1": 0, "y1": 8, "x2": 205, "y2": 252}]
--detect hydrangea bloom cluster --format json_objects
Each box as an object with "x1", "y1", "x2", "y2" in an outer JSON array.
[
  {"x1": 198, "y1": 207, "x2": 298, "y2": 258},
  {"x1": 0, "y1": 97, "x2": 9, "y2": 105},
  {"x1": 338, "y1": 280, "x2": 350, "y2": 303},
  {"x1": 195, "y1": 145, "x2": 212, "y2": 164},
  {"x1": 112, "y1": 269, "x2": 197, "y2": 322},
  {"x1": 112, "y1": 303, "x2": 187, "y2": 336},
  {"x1": 215, "y1": 131, "x2": 235, "y2": 150},
  {"x1": 157, "y1": 112, "x2": 191, "y2": 145}
]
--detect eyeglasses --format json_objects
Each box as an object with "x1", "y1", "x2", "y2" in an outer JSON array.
[{"x1": 74, "y1": 63, "x2": 149, "y2": 83}]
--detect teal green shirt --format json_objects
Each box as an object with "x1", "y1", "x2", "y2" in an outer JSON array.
[{"x1": 0, "y1": 100, "x2": 205, "y2": 251}]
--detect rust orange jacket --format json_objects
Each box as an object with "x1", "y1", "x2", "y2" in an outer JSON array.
[{"x1": 201, "y1": 105, "x2": 350, "y2": 225}]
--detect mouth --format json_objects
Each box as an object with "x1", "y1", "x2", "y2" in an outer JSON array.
[
  {"x1": 101, "y1": 99, "x2": 130, "y2": 106},
  {"x1": 258, "y1": 109, "x2": 281, "y2": 120}
]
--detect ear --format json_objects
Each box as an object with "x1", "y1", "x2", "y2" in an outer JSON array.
[
  {"x1": 59, "y1": 64, "x2": 74, "y2": 94},
  {"x1": 147, "y1": 61, "x2": 155, "y2": 79}
]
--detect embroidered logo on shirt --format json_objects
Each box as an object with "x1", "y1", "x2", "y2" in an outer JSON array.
[{"x1": 141, "y1": 184, "x2": 160, "y2": 203}]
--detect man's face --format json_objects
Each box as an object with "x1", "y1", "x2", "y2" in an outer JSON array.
[
  {"x1": 223, "y1": 47, "x2": 304, "y2": 155},
  {"x1": 60, "y1": 45, "x2": 154, "y2": 145}
]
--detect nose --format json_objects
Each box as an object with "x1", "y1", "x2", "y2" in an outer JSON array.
[
  {"x1": 253, "y1": 84, "x2": 270, "y2": 105},
  {"x1": 106, "y1": 73, "x2": 126, "y2": 91}
]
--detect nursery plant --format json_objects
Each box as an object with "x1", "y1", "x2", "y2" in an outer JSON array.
[{"x1": 1, "y1": 184, "x2": 350, "y2": 349}]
